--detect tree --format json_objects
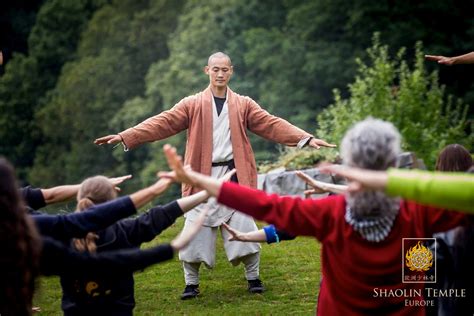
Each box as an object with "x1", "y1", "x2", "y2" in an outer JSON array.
[
  {"x1": 30, "y1": 0, "x2": 184, "y2": 187},
  {"x1": 316, "y1": 36, "x2": 472, "y2": 168},
  {"x1": 0, "y1": 0, "x2": 104, "y2": 181}
]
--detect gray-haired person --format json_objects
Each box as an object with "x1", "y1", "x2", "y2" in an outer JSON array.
[{"x1": 161, "y1": 117, "x2": 468, "y2": 316}]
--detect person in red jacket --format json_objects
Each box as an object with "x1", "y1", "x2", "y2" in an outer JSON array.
[{"x1": 161, "y1": 118, "x2": 469, "y2": 316}]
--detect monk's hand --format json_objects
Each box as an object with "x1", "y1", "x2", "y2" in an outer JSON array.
[
  {"x1": 308, "y1": 138, "x2": 337, "y2": 149},
  {"x1": 94, "y1": 134, "x2": 122, "y2": 146}
]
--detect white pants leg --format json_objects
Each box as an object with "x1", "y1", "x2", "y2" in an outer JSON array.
[{"x1": 222, "y1": 211, "x2": 261, "y2": 279}]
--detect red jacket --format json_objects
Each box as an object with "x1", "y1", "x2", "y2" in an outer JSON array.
[{"x1": 218, "y1": 182, "x2": 468, "y2": 316}]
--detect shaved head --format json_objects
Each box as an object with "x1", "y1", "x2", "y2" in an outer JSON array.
[{"x1": 208, "y1": 52, "x2": 232, "y2": 66}]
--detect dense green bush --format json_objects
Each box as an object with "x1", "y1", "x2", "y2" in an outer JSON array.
[{"x1": 263, "y1": 36, "x2": 472, "y2": 172}]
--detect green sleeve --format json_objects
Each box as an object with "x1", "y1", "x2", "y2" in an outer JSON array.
[{"x1": 386, "y1": 168, "x2": 474, "y2": 213}]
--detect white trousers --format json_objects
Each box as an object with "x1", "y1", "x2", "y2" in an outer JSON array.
[{"x1": 179, "y1": 211, "x2": 261, "y2": 285}]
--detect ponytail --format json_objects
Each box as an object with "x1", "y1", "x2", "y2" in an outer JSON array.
[
  {"x1": 72, "y1": 197, "x2": 98, "y2": 253},
  {"x1": 73, "y1": 175, "x2": 117, "y2": 253}
]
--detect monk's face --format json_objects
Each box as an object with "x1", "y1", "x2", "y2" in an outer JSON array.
[{"x1": 205, "y1": 56, "x2": 233, "y2": 89}]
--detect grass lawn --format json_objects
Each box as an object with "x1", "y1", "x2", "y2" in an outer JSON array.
[{"x1": 34, "y1": 218, "x2": 322, "y2": 315}]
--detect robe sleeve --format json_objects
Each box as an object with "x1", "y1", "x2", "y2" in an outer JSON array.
[
  {"x1": 245, "y1": 97, "x2": 313, "y2": 146},
  {"x1": 119, "y1": 98, "x2": 190, "y2": 149}
]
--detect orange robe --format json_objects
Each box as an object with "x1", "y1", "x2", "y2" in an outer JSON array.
[{"x1": 119, "y1": 85, "x2": 313, "y2": 196}]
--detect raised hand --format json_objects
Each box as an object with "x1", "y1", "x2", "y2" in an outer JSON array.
[
  {"x1": 94, "y1": 134, "x2": 122, "y2": 146},
  {"x1": 170, "y1": 207, "x2": 208, "y2": 250},
  {"x1": 220, "y1": 169, "x2": 237, "y2": 182},
  {"x1": 308, "y1": 138, "x2": 337, "y2": 149},
  {"x1": 159, "y1": 144, "x2": 197, "y2": 185}
]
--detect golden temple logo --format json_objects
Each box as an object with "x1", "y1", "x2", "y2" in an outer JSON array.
[
  {"x1": 402, "y1": 238, "x2": 436, "y2": 284},
  {"x1": 405, "y1": 241, "x2": 433, "y2": 272}
]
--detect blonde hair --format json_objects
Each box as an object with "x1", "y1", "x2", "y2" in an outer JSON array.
[{"x1": 73, "y1": 176, "x2": 117, "y2": 253}]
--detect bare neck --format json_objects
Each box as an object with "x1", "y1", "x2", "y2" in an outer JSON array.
[{"x1": 210, "y1": 86, "x2": 227, "y2": 98}]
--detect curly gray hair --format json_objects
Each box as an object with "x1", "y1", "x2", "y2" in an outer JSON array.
[
  {"x1": 341, "y1": 117, "x2": 401, "y2": 170},
  {"x1": 341, "y1": 118, "x2": 402, "y2": 224}
]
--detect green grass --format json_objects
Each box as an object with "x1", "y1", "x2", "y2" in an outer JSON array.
[{"x1": 34, "y1": 218, "x2": 321, "y2": 315}]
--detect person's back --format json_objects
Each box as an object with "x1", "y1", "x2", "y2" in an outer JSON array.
[
  {"x1": 59, "y1": 175, "x2": 187, "y2": 315},
  {"x1": 60, "y1": 224, "x2": 137, "y2": 316}
]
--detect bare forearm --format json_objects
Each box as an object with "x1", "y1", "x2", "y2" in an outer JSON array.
[
  {"x1": 313, "y1": 180, "x2": 347, "y2": 194},
  {"x1": 130, "y1": 182, "x2": 169, "y2": 209},
  {"x1": 187, "y1": 171, "x2": 222, "y2": 197},
  {"x1": 453, "y1": 52, "x2": 474, "y2": 64},
  {"x1": 176, "y1": 190, "x2": 209, "y2": 213},
  {"x1": 238, "y1": 229, "x2": 267, "y2": 242},
  {"x1": 41, "y1": 185, "x2": 80, "y2": 205}
]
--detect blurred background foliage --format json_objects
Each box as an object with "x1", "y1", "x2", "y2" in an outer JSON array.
[{"x1": 1, "y1": 0, "x2": 473, "y2": 202}]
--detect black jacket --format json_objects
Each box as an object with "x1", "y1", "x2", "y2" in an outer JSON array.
[{"x1": 59, "y1": 201, "x2": 183, "y2": 316}]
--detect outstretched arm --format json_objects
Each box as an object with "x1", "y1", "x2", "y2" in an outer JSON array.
[
  {"x1": 222, "y1": 223, "x2": 267, "y2": 242},
  {"x1": 33, "y1": 177, "x2": 173, "y2": 240},
  {"x1": 41, "y1": 175, "x2": 132, "y2": 205},
  {"x1": 223, "y1": 223, "x2": 296, "y2": 244},
  {"x1": 120, "y1": 183, "x2": 212, "y2": 245},
  {"x1": 295, "y1": 170, "x2": 347, "y2": 195},
  {"x1": 319, "y1": 165, "x2": 474, "y2": 213},
  {"x1": 94, "y1": 99, "x2": 190, "y2": 149},
  {"x1": 425, "y1": 52, "x2": 474, "y2": 65},
  {"x1": 245, "y1": 99, "x2": 336, "y2": 149},
  {"x1": 122, "y1": 168, "x2": 236, "y2": 245},
  {"x1": 40, "y1": 211, "x2": 205, "y2": 276},
  {"x1": 160, "y1": 144, "x2": 335, "y2": 239},
  {"x1": 129, "y1": 178, "x2": 173, "y2": 209}
]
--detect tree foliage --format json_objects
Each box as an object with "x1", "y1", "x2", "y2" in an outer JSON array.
[
  {"x1": 316, "y1": 36, "x2": 472, "y2": 168},
  {"x1": 30, "y1": 0, "x2": 184, "y2": 188},
  {"x1": 1, "y1": 0, "x2": 473, "y2": 187}
]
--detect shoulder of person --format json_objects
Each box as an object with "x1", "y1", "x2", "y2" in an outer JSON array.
[
  {"x1": 178, "y1": 91, "x2": 204, "y2": 108},
  {"x1": 231, "y1": 92, "x2": 259, "y2": 107}
]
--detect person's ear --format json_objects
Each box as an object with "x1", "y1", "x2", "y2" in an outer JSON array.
[
  {"x1": 204, "y1": 65, "x2": 209, "y2": 75},
  {"x1": 229, "y1": 65, "x2": 234, "y2": 75}
]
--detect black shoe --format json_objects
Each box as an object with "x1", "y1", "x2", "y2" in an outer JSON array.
[
  {"x1": 181, "y1": 284, "x2": 200, "y2": 300},
  {"x1": 247, "y1": 279, "x2": 265, "y2": 293}
]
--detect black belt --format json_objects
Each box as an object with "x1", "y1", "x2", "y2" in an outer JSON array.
[
  {"x1": 211, "y1": 160, "x2": 238, "y2": 183},
  {"x1": 211, "y1": 159, "x2": 234, "y2": 167}
]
